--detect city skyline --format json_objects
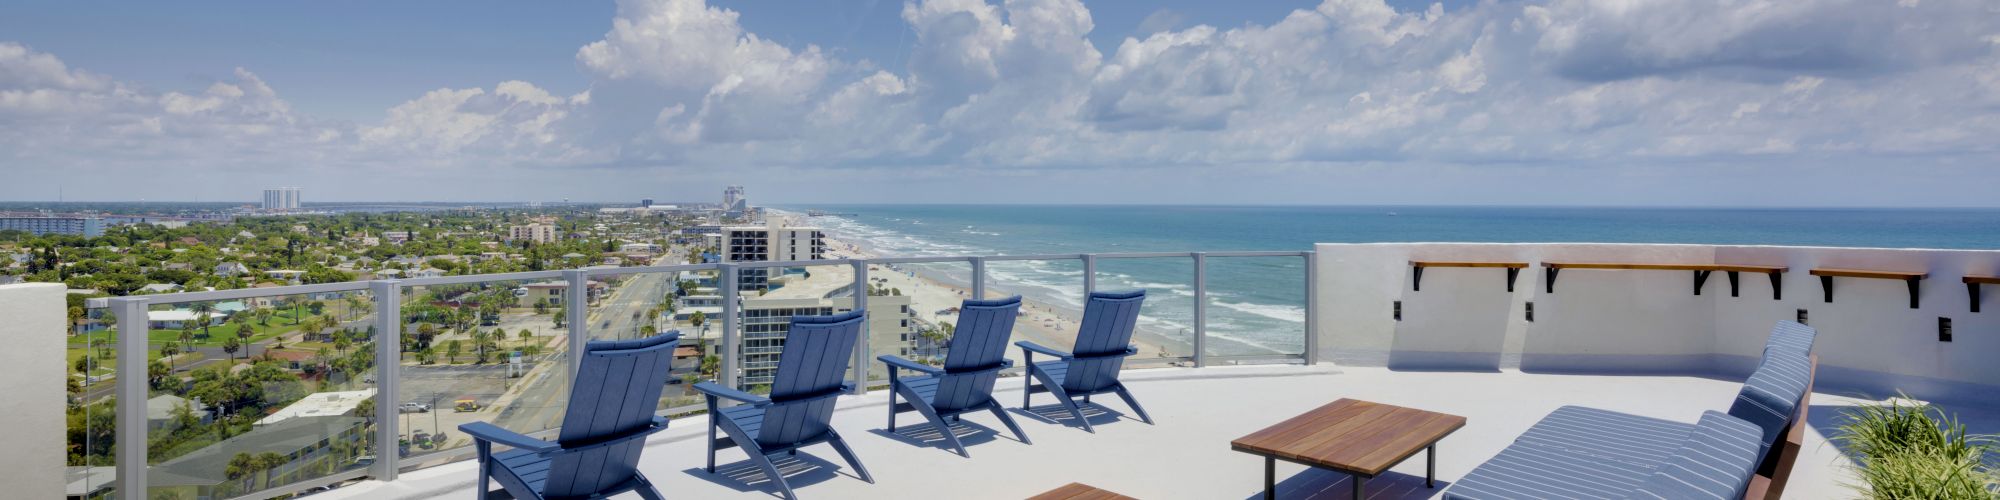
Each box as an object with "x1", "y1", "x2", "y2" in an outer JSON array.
[{"x1": 3, "y1": 0, "x2": 2000, "y2": 206}]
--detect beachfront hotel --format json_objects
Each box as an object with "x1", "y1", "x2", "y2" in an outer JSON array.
[{"x1": 722, "y1": 219, "x2": 829, "y2": 292}]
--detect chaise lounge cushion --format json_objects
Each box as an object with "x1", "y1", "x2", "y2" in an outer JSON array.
[
  {"x1": 1444, "y1": 440, "x2": 1661, "y2": 500},
  {"x1": 1625, "y1": 411, "x2": 1766, "y2": 499},
  {"x1": 1726, "y1": 350, "x2": 1812, "y2": 452},
  {"x1": 1514, "y1": 406, "x2": 1692, "y2": 469},
  {"x1": 1763, "y1": 321, "x2": 1815, "y2": 357}
]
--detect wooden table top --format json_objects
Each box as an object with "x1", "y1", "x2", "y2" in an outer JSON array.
[
  {"x1": 1231, "y1": 399, "x2": 1466, "y2": 477},
  {"x1": 1027, "y1": 483, "x2": 1136, "y2": 500}
]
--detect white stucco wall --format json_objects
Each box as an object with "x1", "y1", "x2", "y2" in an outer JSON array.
[
  {"x1": 0, "y1": 283, "x2": 66, "y2": 499},
  {"x1": 1315, "y1": 243, "x2": 2000, "y2": 404}
]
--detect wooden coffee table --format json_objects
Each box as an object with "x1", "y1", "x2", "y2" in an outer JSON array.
[
  {"x1": 1026, "y1": 482, "x2": 1135, "y2": 500},
  {"x1": 1231, "y1": 399, "x2": 1465, "y2": 499}
]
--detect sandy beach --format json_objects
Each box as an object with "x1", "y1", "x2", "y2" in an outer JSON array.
[{"x1": 822, "y1": 236, "x2": 1189, "y2": 366}]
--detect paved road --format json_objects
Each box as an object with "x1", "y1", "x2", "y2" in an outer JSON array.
[{"x1": 490, "y1": 270, "x2": 679, "y2": 431}]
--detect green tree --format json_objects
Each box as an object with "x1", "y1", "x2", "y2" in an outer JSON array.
[
  {"x1": 160, "y1": 343, "x2": 181, "y2": 372},
  {"x1": 445, "y1": 340, "x2": 462, "y2": 364},
  {"x1": 222, "y1": 336, "x2": 242, "y2": 360}
]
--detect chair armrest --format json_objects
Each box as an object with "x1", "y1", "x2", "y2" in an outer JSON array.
[
  {"x1": 1074, "y1": 346, "x2": 1142, "y2": 361},
  {"x1": 562, "y1": 417, "x2": 670, "y2": 452},
  {"x1": 878, "y1": 354, "x2": 944, "y2": 376},
  {"x1": 694, "y1": 381, "x2": 771, "y2": 406},
  {"x1": 459, "y1": 422, "x2": 558, "y2": 453},
  {"x1": 1016, "y1": 341, "x2": 1073, "y2": 360}
]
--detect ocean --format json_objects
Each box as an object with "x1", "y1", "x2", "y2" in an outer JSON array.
[{"x1": 787, "y1": 205, "x2": 2000, "y2": 356}]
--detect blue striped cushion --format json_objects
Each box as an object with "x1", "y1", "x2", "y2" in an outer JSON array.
[
  {"x1": 1515, "y1": 406, "x2": 1691, "y2": 469},
  {"x1": 1625, "y1": 411, "x2": 1765, "y2": 499},
  {"x1": 1764, "y1": 321, "x2": 1815, "y2": 357},
  {"x1": 1726, "y1": 350, "x2": 1812, "y2": 451},
  {"x1": 1444, "y1": 441, "x2": 1658, "y2": 500}
]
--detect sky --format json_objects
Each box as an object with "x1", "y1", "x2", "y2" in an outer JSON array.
[{"x1": 1, "y1": 0, "x2": 1997, "y2": 206}]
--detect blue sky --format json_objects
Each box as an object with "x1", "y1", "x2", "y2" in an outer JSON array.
[{"x1": 1, "y1": 0, "x2": 1996, "y2": 205}]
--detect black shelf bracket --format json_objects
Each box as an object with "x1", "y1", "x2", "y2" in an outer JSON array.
[
  {"x1": 1725, "y1": 271, "x2": 1739, "y2": 297},
  {"x1": 1506, "y1": 268, "x2": 1520, "y2": 293},
  {"x1": 1694, "y1": 270, "x2": 1712, "y2": 296},
  {"x1": 1820, "y1": 275, "x2": 1834, "y2": 303},
  {"x1": 1770, "y1": 272, "x2": 1783, "y2": 301},
  {"x1": 1971, "y1": 282, "x2": 1983, "y2": 313},
  {"x1": 1412, "y1": 265, "x2": 1423, "y2": 291},
  {"x1": 1907, "y1": 277, "x2": 1922, "y2": 309},
  {"x1": 1545, "y1": 267, "x2": 1560, "y2": 294}
]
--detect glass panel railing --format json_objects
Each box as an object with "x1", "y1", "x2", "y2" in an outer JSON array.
[
  {"x1": 69, "y1": 302, "x2": 118, "y2": 500},
  {"x1": 1204, "y1": 256, "x2": 1308, "y2": 359},
  {"x1": 397, "y1": 279, "x2": 565, "y2": 470},
  {"x1": 144, "y1": 290, "x2": 378, "y2": 499},
  {"x1": 864, "y1": 260, "x2": 970, "y2": 383},
  {"x1": 586, "y1": 267, "x2": 708, "y2": 413},
  {"x1": 983, "y1": 259, "x2": 1087, "y2": 366},
  {"x1": 1094, "y1": 257, "x2": 1197, "y2": 366}
]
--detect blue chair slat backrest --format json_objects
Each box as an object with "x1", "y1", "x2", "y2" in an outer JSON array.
[
  {"x1": 1063, "y1": 290, "x2": 1146, "y2": 393},
  {"x1": 931, "y1": 296, "x2": 1021, "y2": 411},
  {"x1": 758, "y1": 310, "x2": 863, "y2": 447},
  {"x1": 545, "y1": 332, "x2": 680, "y2": 498}
]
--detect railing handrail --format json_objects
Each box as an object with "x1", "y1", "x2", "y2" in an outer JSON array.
[{"x1": 83, "y1": 249, "x2": 1315, "y2": 500}]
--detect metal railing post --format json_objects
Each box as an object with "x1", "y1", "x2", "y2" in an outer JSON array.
[
  {"x1": 110, "y1": 296, "x2": 149, "y2": 500},
  {"x1": 719, "y1": 264, "x2": 740, "y2": 391},
  {"x1": 1192, "y1": 252, "x2": 1208, "y2": 368},
  {"x1": 369, "y1": 280, "x2": 402, "y2": 480},
  {"x1": 849, "y1": 261, "x2": 870, "y2": 395},
  {"x1": 970, "y1": 257, "x2": 986, "y2": 300},
  {"x1": 1082, "y1": 254, "x2": 1097, "y2": 295},
  {"x1": 1303, "y1": 252, "x2": 1319, "y2": 365},
  {"x1": 564, "y1": 270, "x2": 588, "y2": 378}
]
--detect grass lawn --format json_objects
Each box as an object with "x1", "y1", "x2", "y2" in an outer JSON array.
[{"x1": 67, "y1": 309, "x2": 325, "y2": 348}]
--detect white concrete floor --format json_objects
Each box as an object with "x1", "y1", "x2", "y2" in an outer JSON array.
[{"x1": 320, "y1": 364, "x2": 1884, "y2": 500}]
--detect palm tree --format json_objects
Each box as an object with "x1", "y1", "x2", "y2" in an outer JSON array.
[
  {"x1": 178, "y1": 325, "x2": 196, "y2": 351},
  {"x1": 189, "y1": 302, "x2": 216, "y2": 339},
  {"x1": 160, "y1": 343, "x2": 180, "y2": 372},
  {"x1": 222, "y1": 336, "x2": 242, "y2": 360},
  {"x1": 194, "y1": 311, "x2": 214, "y2": 341}
]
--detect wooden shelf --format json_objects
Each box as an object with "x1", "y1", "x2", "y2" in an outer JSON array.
[
  {"x1": 1809, "y1": 267, "x2": 1928, "y2": 309},
  {"x1": 1410, "y1": 261, "x2": 1530, "y2": 269},
  {"x1": 1408, "y1": 261, "x2": 1529, "y2": 292},
  {"x1": 1540, "y1": 262, "x2": 1788, "y2": 298},
  {"x1": 1967, "y1": 275, "x2": 1998, "y2": 313}
]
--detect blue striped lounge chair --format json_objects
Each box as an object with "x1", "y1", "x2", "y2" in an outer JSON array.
[
  {"x1": 460, "y1": 330, "x2": 681, "y2": 500},
  {"x1": 1445, "y1": 321, "x2": 1818, "y2": 500},
  {"x1": 694, "y1": 311, "x2": 872, "y2": 500},
  {"x1": 879, "y1": 296, "x2": 1032, "y2": 456},
  {"x1": 1017, "y1": 290, "x2": 1153, "y2": 433}
]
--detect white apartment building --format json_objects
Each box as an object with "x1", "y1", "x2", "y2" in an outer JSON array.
[
  {"x1": 721, "y1": 219, "x2": 826, "y2": 291},
  {"x1": 508, "y1": 223, "x2": 557, "y2": 244},
  {"x1": 0, "y1": 216, "x2": 104, "y2": 237},
  {"x1": 737, "y1": 294, "x2": 916, "y2": 387},
  {"x1": 261, "y1": 187, "x2": 302, "y2": 210}
]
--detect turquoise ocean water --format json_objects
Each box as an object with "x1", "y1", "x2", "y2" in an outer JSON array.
[{"x1": 789, "y1": 205, "x2": 2000, "y2": 356}]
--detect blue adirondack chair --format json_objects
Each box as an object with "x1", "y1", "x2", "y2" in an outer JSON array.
[
  {"x1": 694, "y1": 311, "x2": 872, "y2": 500},
  {"x1": 1016, "y1": 290, "x2": 1152, "y2": 433},
  {"x1": 460, "y1": 331, "x2": 681, "y2": 500},
  {"x1": 878, "y1": 296, "x2": 1031, "y2": 457}
]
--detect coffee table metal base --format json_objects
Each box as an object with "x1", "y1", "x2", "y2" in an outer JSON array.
[{"x1": 1261, "y1": 445, "x2": 1436, "y2": 499}]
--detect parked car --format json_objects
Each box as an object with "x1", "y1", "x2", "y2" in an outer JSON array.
[{"x1": 399, "y1": 402, "x2": 431, "y2": 413}]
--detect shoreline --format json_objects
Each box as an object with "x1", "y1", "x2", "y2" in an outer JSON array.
[{"x1": 823, "y1": 236, "x2": 1192, "y2": 365}]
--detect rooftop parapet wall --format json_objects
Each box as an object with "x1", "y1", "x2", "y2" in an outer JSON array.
[{"x1": 1315, "y1": 243, "x2": 2000, "y2": 404}]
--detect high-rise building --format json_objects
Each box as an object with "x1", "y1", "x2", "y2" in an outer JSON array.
[
  {"x1": 262, "y1": 187, "x2": 302, "y2": 210},
  {"x1": 0, "y1": 216, "x2": 104, "y2": 237},
  {"x1": 721, "y1": 219, "x2": 825, "y2": 291},
  {"x1": 722, "y1": 185, "x2": 747, "y2": 217},
  {"x1": 640, "y1": 198, "x2": 655, "y2": 208},
  {"x1": 738, "y1": 294, "x2": 916, "y2": 386}
]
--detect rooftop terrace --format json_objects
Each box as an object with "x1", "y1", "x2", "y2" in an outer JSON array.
[{"x1": 12, "y1": 241, "x2": 2000, "y2": 499}]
